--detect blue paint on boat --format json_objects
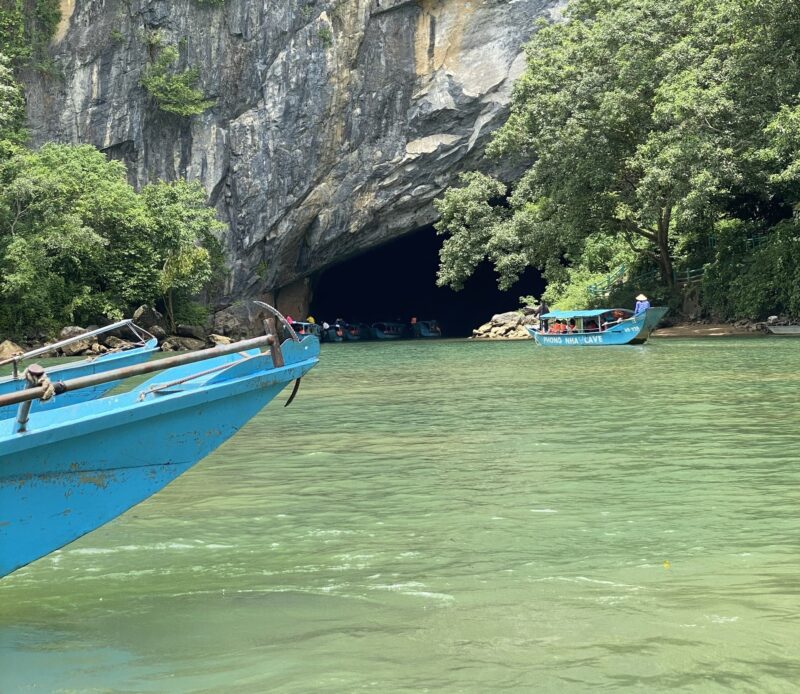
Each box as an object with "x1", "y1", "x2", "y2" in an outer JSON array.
[
  {"x1": 0, "y1": 336, "x2": 319, "y2": 578},
  {"x1": 526, "y1": 307, "x2": 668, "y2": 346},
  {"x1": 0, "y1": 338, "x2": 159, "y2": 420}
]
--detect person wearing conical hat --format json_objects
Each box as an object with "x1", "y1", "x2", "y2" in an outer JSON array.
[{"x1": 634, "y1": 293, "x2": 650, "y2": 314}]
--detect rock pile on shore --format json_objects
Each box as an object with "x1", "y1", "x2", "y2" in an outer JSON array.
[{"x1": 471, "y1": 311, "x2": 537, "y2": 339}]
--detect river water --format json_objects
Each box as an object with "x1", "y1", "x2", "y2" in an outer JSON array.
[{"x1": 1, "y1": 337, "x2": 799, "y2": 692}]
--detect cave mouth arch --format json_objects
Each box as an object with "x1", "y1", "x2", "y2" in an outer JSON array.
[{"x1": 309, "y1": 226, "x2": 544, "y2": 337}]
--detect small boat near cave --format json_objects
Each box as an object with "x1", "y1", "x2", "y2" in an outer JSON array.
[
  {"x1": 413, "y1": 319, "x2": 442, "y2": 338},
  {"x1": 343, "y1": 322, "x2": 370, "y2": 341},
  {"x1": 372, "y1": 321, "x2": 405, "y2": 340},
  {"x1": 291, "y1": 321, "x2": 323, "y2": 339},
  {"x1": 766, "y1": 325, "x2": 800, "y2": 336},
  {"x1": 0, "y1": 310, "x2": 319, "y2": 579},
  {"x1": 526, "y1": 307, "x2": 668, "y2": 346},
  {"x1": 0, "y1": 319, "x2": 158, "y2": 420}
]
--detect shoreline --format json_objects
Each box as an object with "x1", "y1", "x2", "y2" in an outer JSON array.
[{"x1": 651, "y1": 322, "x2": 762, "y2": 338}]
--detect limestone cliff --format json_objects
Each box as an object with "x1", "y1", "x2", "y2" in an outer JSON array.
[{"x1": 26, "y1": 0, "x2": 560, "y2": 310}]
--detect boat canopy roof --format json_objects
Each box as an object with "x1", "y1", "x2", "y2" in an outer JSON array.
[{"x1": 541, "y1": 308, "x2": 629, "y2": 319}]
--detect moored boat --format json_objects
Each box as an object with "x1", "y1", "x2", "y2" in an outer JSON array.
[
  {"x1": 291, "y1": 321, "x2": 323, "y2": 339},
  {"x1": 0, "y1": 320, "x2": 159, "y2": 420},
  {"x1": 413, "y1": 319, "x2": 442, "y2": 338},
  {"x1": 766, "y1": 325, "x2": 800, "y2": 335},
  {"x1": 342, "y1": 322, "x2": 370, "y2": 341},
  {"x1": 0, "y1": 323, "x2": 319, "y2": 579},
  {"x1": 371, "y1": 321, "x2": 405, "y2": 340},
  {"x1": 525, "y1": 307, "x2": 668, "y2": 346},
  {"x1": 322, "y1": 322, "x2": 345, "y2": 342}
]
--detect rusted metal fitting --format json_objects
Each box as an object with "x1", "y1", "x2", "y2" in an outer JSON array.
[{"x1": 268, "y1": 334, "x2": 285, "y2": 367}]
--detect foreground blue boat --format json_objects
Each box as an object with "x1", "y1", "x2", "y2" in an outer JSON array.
[
  {"x1": 0, "y1": 333, "x2": 319, "y2": 578},
  {"x1": 526, "y1": 307, "x2": 668, "y2": 346},
  {"x1": 0, "y1": 320, "x2": 158, "y2": 420}
]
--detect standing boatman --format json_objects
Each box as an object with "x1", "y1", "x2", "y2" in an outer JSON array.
[
  {"x1": 534, "y1": 298, "x2": 551, "y2": 333},
  {"x1": 634, "y1": 294, "x2": 650, "y2": 314}
]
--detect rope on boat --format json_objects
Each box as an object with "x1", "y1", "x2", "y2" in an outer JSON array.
[{"x1": 23, "y1": 366, "x2": 56, "y2": 401}]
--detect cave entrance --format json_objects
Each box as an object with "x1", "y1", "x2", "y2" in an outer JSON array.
[{"x1": 309, "y1": 226, "x2": 544, "y2": 337}]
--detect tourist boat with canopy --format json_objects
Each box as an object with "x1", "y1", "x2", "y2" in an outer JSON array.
[
  {"x1": 525, "y1": 307, "x2": 668, "y2": 346},
  {"x1": 371, "y1": 321, "x2": 405, "y2": 340},
  {"x1": 0, "y1": 304, "x2": 319, "y2": 579},
  {"x1": 0, "y1": 319, "x2": 158, "y2": 420}
]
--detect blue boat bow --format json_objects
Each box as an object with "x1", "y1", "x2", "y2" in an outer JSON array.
[{"x1": 0, "y1": 332, "x2": 320, "y2": 578}]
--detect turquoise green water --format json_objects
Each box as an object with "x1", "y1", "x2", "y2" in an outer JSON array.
[{"x1": 2, "y1": 338, "x2": 799, "y2": 692}]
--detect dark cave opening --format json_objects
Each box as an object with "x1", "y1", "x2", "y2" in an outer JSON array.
[{"x1": 310, "y1": 226, "x2": 544, "y2": 337}]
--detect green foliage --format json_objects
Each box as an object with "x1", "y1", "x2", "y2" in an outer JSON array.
[
  {"x1": 140, "y1": 46, "x2": 215, "y2": 116},
  {"x1": 0, "y1": 0, "x2": 61, "y2": 66},
  {"x1": 702, "y1": 219, "x2": 800, "y2": 320},
  {"x1": 0, "y1": 144, "x2": 225, "y2": 337},
  {"x1": 434, "y1": 172, "x2": 509, "y2": 291},
  {"x1": 317, "y1": 25, "x2": 333, "y2": 48},
  {"x1": 0, "y1": 53, "x2": 25, "y2": 146},
  {"x1": 435, "y1": 0, "x2": 800, "y2": 319}
]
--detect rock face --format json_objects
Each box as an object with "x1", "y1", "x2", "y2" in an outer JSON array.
[
  {"x1": 25, "y1": 0, "x2": 559, "y2": 311},
  {"x1": 472, "y1": 311, "x2": 532, "y2": 339}
]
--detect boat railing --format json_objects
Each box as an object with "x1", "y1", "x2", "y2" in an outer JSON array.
[
  {"x1": 0, "y1": 319, "x2": 156, "y2": 376},
  {"x1": 1, "y1": 334, "x2": 284, "y2": 432}
]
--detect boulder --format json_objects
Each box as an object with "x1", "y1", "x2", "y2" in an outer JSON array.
[
  {"x1": 58, "y1": 326, "x2": 96, "y2": 356},
  {"x1": 208, "y1": 333, "x2": 232, "y2": 346},
  {"x1": 491, "y1": 311, "x2": 522, "y2": 326},
  {"x1": 163, "y1": 336, "x2": 206, "y2": 352},
  {"x1": 0, "y1": 340, "x2": 24, "y2": 360},
  {"x1": 177, "y1": 324, "x2": 207, "y2": 340},
  {"x1": 148, "y1": 325, "x2": 168, "y2": 342},
  {"x1": 105, "y1": 336, "x2": 135, "y2": 350},
  {"x1": 133, "y1": 305, "x2": 168, "y2": 332},
  {"x1": 212, "y1": 303, "x2": 271, "y2": 340}
]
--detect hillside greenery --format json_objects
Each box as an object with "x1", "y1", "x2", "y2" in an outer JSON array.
[{"x1": 435, "y1": 0, "x2": 800, "y2": 320}]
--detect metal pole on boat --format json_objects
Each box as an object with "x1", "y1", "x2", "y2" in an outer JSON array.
[
  {"x1": 14, "y1": 364, "x2": 48, "y2": 433},
  {"x1": 0, "y1": 334, "x2": 281, "y2": 410},
  {"x1": 0, "y1": 320, "x2": 156, "y2": 378}
]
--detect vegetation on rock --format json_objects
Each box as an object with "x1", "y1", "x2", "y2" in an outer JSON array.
[
  {"x1": 141, "y1": 46, "x2": 215, "y2": 117},
  {"x1": 435, "y1": 0, "x2": 800, "y2": 320}
]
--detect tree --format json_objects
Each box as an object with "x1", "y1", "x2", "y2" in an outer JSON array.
[
  {"x1": 435, "y1": 0, "x2": 800, "y2": 313},
  {"x1": 0, "y1": 52, "x2": 25, "y2": 150},
  {"x1": 0, "y1": 145, "x2": 224, "y2": 336},
  {"x1": 140, "y1": 180, "x2": 224, "y2": 330}
]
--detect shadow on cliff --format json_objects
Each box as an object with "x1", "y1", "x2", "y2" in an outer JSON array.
[{"x1": 310, "y1": 226, "x2": 544, "y2": 337}]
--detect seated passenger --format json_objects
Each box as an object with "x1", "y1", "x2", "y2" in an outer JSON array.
[
  {"x1": 568, "y1": 319, "x2": 577, "y2": 333},
  {"x1": 585, "y1": 320, "x2": 598, "y2": 332}
]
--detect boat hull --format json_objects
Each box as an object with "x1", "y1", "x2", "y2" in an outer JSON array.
[
  {"x1": 0, "y1": 338, "x2": 159, "y2": 420},
  {"x1": 0, "y1": 338, "x2": 319, "y2": 578},
  {"x1": 527, "y1": 307, "x2": 668, "y2": 346},
  {"x1": 766, "y1": 325, "x2": 800, "y2": 335}
]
